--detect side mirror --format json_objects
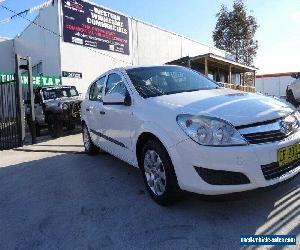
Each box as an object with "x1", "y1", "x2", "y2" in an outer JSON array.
[{"x1": 103, "y1": 92, "x2": 131, "y2": 106}]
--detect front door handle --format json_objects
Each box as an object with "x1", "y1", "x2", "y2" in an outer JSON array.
[{"x1": 100, "y1": 111, "x2": 105, "y2": 115}]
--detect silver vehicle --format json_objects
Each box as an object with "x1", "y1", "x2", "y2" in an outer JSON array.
[
  {"x1": 27, "y1": 85, "x2": 82, "y2": 137},
  {"x1": 286, "y1": 73, "x2": 300, "y2": 106}
]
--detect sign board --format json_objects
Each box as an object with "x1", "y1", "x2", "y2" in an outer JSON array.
[
  {"x1": 0, "y1": 73, "x2": 61, "y2": 87},
  {"x1": 62, "y1": 0, "x2": 130, "y2": 55},
  {"x1": 62, "y1": 71, "x2": 82, "y2": 79}
]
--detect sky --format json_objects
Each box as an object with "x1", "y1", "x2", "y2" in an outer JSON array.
[{"x1": 0, "y1": 0, "x2": 299, "y2": 74}]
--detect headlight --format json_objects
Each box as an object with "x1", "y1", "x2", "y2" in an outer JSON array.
[
  {"x1": 58, "y1": 102, "x2": 69, "y2": 110},
  {"x1": 62, "y1": 103, "x2": 69, "y2": 110},
  {"x1": 176, "y1": 114, "x2": 247, "y2": 146},
  {"x1": 294, "y1": 111, "x2": 300, "y2": 124}
]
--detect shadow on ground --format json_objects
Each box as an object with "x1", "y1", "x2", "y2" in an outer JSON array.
[{"x1": 0, "y1": 147, "x2": 299, "y2": 250}]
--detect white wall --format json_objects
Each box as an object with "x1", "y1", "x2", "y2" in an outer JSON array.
[
  {"x1": 0, "y1": 38, "x2": 14, "y2": 73},
  {"x1": 256, "y1": 75, "x2": 293, "y2": 97},
  {"x1": 0, "y1": 0, "x2": 230, "y2": 95},
  {"x1": 59, "y1": 2, "x2": 228, "y2": 94},
  {"x1": 14, "y1": 1, "x2": 61, "y2": 77}
]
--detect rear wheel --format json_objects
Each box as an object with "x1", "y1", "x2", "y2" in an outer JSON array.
[
  {"x1": 67, "y1": 124, "x2": 76, "y2": 131},
  {"x1": 82, "y1": 124, "x2": 98, "y2": 155},
  {"x1": 27, "y1": 118, "x2": 41, "y2": 137},
  {"x1": 140, "y1": 139, "x2": 181, "y2": 205}
]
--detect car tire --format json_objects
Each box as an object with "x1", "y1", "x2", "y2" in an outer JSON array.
[
  {"x1": 27, "y1": 119, "x2": 41, "y2": 137},
  {"x1": 67, "y1": 124, "x2": 76, "y2": 131},
  {"x1": 48, "y1": 115, "x2": 63, "y2": 138},
  {"x1": 82, "y1": 124, "x2": 98, "y2": 155},
  {"x1": 140, "y1": 139, "x2": 181, "y2": 205}
]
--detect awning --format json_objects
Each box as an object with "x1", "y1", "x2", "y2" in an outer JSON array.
[{"x1": 167, "y1": 53, "x2": 257, "y2": 73}]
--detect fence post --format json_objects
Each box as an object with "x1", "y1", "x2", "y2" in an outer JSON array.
[
  {"x1": 15, "y1": 54, "x2": 25, "y2": 145},
  {"x1": 27, "y1": 57, "x2": 36, "y2": 144}
]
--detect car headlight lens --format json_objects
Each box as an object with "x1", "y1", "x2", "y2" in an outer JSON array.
[
  {"x1": 62, "y1": 103, "x2": 69, "y2": 110},
  {"x1": 58, "y1": 102, "x2": 69, "y2": 110},
  {"x1": 294, "y1": 111, "x2": 300, "y2": 125},
  {"x1": 176, "y1": 114, "x2": 247, "y2": 146}
]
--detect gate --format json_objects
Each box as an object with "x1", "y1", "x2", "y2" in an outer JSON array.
[
  {"x1": 0, "y1": 76, "x2": 24, "y2": 150},
  {"x1": 0, "y1": 54, "x2": 34, "y2": 150}
]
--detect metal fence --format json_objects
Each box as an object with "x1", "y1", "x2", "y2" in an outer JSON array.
[{"x1": 0, "y1": 79, "x2": 23, "y2": 150}]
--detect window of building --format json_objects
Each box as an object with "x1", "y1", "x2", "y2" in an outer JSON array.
[{"x1": 32, "y1": 62, "x2": 43, "y2": 76}]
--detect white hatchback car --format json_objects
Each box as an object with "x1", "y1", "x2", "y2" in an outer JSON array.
[{"x1": 81, "y1": 65, "x2": 300, "y2": 205}]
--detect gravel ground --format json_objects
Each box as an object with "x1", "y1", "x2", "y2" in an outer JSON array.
[{"x1": 0, "y1": 133, "x2": 299, "y2": 250}]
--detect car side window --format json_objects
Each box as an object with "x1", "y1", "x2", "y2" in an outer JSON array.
[
  {"x1": 105, "y1": 73, "x2": 127, "y2": 96},
  {"x1": 89, "y1": 76, "x2": 106, "y2": 101}
]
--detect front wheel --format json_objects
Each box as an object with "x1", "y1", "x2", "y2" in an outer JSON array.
[
  {"x1": 82, "y1": 124, "x2": 98, "y2": 155},
  {"x1": 48, "y1": 115, "x2": 63, "y2": 138},
  {"x1": 140, "y1": 139, "x2": 181, "y2": 205}
]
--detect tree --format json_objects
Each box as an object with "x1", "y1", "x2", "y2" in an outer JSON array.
[{"x1": 213, "y1": 0, "x2": 258, "y2": 66}]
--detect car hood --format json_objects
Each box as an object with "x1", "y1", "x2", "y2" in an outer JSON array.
[
  {"x1": 44, "y1": 97, "x2": 82, "y2": 104},
  {"x1": 151, "y1": 88, "x2": 294, "y2": 126}
]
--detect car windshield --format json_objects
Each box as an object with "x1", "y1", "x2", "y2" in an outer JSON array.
[
  {"x1": 43, "y1": 86, "x2": 79, "y2": 100},
  {"x1": 126, "y1": 66, "x2": 219, "y2": 98}
]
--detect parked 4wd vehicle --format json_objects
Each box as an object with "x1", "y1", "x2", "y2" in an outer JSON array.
[
  {"x1": 26, "y1": 85, "x2": 82, "y2": 138},
  {"x1": 81, "y1": 65, "x2": 300, "y2": 205},
  {"x1": 286, "y1": 72, "x2": 300, "y2": 107}
]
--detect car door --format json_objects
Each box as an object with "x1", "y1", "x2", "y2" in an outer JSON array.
[
  {"x1": 85, "y1": 76, "x2": 106, "y2": 147},
  {"x1": 100, "y1": 72, "x2": 136, "y2": 164}
]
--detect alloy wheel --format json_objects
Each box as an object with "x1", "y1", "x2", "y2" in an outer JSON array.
[
  {"x1": 83, "y1": 126, "x2": 91, "y2": 150},
  {"x1": 143, "y1": 150, "x2": 166, "y2": 196}
]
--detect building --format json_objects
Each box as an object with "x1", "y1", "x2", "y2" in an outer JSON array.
[
  {"x1": 0, "y1": 37, "x2": 15, "y2": 73},
  {"x1": 167, "y1": 53, "x2": 256, "y2": 92},
  {"x1": 256, "y1": 72, "x2": 298, "y2": 97},
  {"x1": 0, "y1": 0, "x2": 255, "y2": 94}
]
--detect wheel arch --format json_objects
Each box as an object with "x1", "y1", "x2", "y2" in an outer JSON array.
[{"x1": 135, "y1": 130, "x2": 175, "y2": 169}]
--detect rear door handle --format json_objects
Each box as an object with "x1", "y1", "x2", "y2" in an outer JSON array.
[
  {"x1": 86, "y1": 108, "x2": 90, "y2": 112},
  {"x1": 100, "y1": 111, "x2": 105, "y2": 115}
]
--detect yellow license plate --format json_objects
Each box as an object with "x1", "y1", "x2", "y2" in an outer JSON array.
[{"x1": 278, "y1": 143, "x2": 300, "y2": 167}]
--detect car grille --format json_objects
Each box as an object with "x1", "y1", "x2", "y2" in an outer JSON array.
[
  {"x1": 237, "y1": 113, "x2": 299, "y2": 144},
  {"x1": 261, "y1": 160, "x2": 300, "y2": 180},
  {"x1": 242, "y1": 130, "x2": 287, "y2": 144},
  {"x1": 72, "y1": 102, "x2": 81, "y2": 114},
  {"x1": 68, "y1": 101, "x2": 81, "y2": 117}
]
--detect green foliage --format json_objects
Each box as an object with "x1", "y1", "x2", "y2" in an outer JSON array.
[{"x1": 213, "y1": 0, "x2": 258, "y2": 66}]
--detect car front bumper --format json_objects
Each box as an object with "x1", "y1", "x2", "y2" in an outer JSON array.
[{"x1": 169, "y1": 131, "x2": 300, "y2": 195}]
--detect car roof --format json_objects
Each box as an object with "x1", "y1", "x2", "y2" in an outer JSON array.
[{"x1": 111, "y1": 64, "x2": 183, "y2": 72}]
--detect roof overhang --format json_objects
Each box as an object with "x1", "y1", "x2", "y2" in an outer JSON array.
[{"x1": 167, "y1": 53, "x2": 257, "y2": 73}]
